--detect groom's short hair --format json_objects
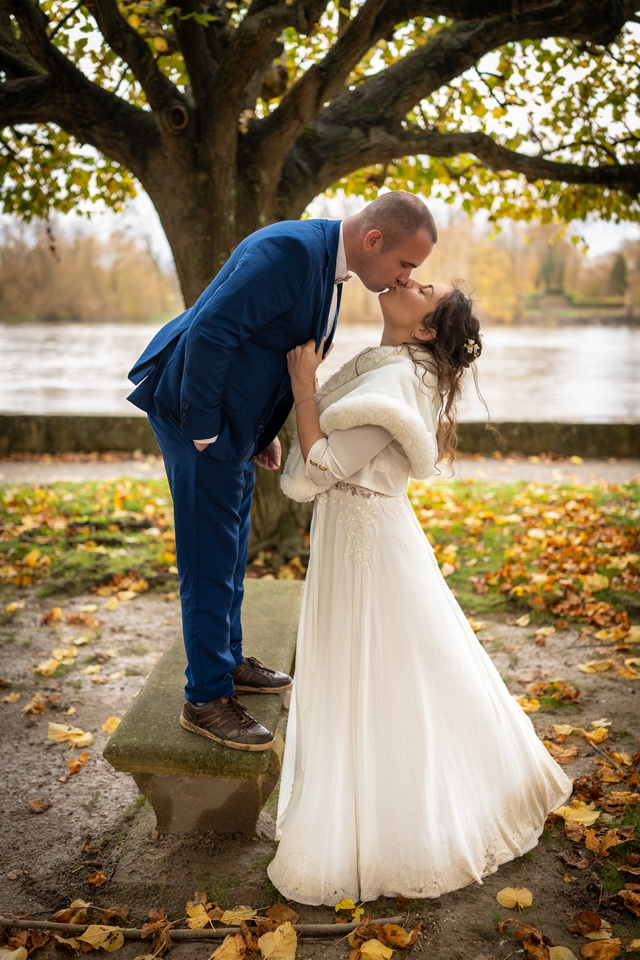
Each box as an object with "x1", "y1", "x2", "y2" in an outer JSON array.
[{"x1": 361, "y1": 191, "x2": 438, "y2": 249}]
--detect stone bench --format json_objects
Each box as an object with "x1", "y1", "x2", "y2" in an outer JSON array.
[{"x1": 103, "y1": 578, "x2": 303, "y2": 836}]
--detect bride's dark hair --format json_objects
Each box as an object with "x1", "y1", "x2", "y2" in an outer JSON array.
[{"x1": 406, "y1": 284, "x2": 489, "y2": 462}]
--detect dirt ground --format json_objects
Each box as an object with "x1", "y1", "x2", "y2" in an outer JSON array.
[
  {"x1": 1, "y1": 457, "x2": 639, "y2": 959},
  {"x1": 1, "y1": 589, "x2": 639, "y2": 959}
]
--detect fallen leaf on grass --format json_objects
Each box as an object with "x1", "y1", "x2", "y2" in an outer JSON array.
[
  {"x1": 28, "y1": 798, "x2": 52, "y2": 814},
  {"x1": 210, "y1": 934, "x2": 247, "y2": 959},
  {"x1": 626, "y1": 940, "x2": 640, "y2": 951},
  {"x1": 257, "y1": 921, "x2": 297, "y2": 959},
  {"x1": 87, "y1": 870, "x2": 108, "y2": 886},
  {"x1": 579, "y1": 941, "x2": 621, "y2": 959},
  {"x1": 604, "y1": 889, "x2": 640, "y2": 917},
  {"x1": 47, "y1": 722, "x2": 93, "y2": 748},
  {"x1": 496, "y1": 886, "x2": 533, "y2": 909},
  {"x1": 101, "y1": 717, "x2": 120, "y2": 733},
  {"x1": 515, "y1": 614, "x2": 531, "y2": 627},
  {"x1": 77, "y1": 925, "x2": 124, "y2": 952},
  {"x1": 549, "y1": 948, "x2": 579, "y2": 960},
  {"x1": 585, "y1": 829, "x2": 629, "y2": 858},
  {"x1": 553, "y1": 801, "x2": 601, "y2": 826}
]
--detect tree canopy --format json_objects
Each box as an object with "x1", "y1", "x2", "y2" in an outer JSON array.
[{"x1": 1, "y1": 0, "x2": 639, "y2": 303}]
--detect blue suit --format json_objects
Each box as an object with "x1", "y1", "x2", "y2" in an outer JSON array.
[{"x1": 128, "y1": 219, "x2": 342, "y2": 702}]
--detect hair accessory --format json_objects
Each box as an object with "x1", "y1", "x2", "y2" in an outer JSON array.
[{"x1": 464, "y1": 338, "x2": 480, "y2": 358}]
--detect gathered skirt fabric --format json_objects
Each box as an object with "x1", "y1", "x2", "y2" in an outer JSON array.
[{"x1": 267, "y1": 484, "x2": 572, "y2": 906}]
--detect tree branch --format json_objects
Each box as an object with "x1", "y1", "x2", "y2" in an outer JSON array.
[
  {"x1": 89, "y1": 0, "x2": 182, "y2": 113},
  {"x1": 209, "y1": 0, "x2": 328, "y2": 126},
  {"x1": 281, "y1": 122, "x2": 640, "y2": 214},
  {"x1": 0, "y1": 8, "x2": 40, "y2": 77},
  {"x1": 329, "y1": 0, "x2": 630, "y2": 127}
]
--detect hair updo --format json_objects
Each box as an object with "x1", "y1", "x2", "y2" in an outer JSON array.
[{"x1": 406, "y1": 284, "x2": 485, "y2": 462}]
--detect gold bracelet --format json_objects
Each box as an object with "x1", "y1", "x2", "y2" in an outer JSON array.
[{"x1": 295, "y1": 397, "x2": 315, "y2": 409}]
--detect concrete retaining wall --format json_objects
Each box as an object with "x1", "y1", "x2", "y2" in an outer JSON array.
[{"x1": 0, "y1": 414, "x2": 638, "y2": 458}]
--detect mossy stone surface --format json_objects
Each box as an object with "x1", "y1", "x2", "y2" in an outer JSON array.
[{"x1": 103, "y1": 579, "x2": 302, "y2": 780}]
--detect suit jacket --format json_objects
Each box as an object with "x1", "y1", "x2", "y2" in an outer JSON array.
[{"x1": 127, "y1": 219, "x2": 342, "y2": 462}]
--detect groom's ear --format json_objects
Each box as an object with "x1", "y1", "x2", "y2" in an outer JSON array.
[
  {"x1": 413, "y1": 325, "x2": 436, "y2": 343},
  {"x1": 362, "y1": 229, "x2": 383, "y2": 251}
]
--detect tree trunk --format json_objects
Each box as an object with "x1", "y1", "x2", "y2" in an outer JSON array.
[{"x1": 144, "y1": 160, "x2": 311, "y2": 551}]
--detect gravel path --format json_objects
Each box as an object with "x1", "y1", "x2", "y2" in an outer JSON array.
[{"x1": 1, "y1": 454, "x2": 638, "y2": 485}]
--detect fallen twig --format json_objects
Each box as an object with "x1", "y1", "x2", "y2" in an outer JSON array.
[{"x1": 0, "y1": 915, "x2": 404, "y2": 940}]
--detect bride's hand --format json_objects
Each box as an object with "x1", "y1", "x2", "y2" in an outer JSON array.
[{"x1": 287, "y1": 339, "x2": 332, "y2": 390}]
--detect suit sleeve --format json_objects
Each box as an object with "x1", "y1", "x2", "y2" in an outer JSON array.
[{"x1": 180, "y1": 236, "x2": 313, "y2": 440}]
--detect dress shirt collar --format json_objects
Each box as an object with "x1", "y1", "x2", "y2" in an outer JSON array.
[{"x1": 334, "y1": 222, "x2": 349, "y2": 283}]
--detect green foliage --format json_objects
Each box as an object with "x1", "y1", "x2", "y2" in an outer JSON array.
[{"x1": 1, "y1": 2, "x2": 638, "y2": 227}]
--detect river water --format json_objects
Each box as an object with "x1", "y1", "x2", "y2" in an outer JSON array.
[{"x1": 1, "y1": 321, "x2": 638, "y2": 422}]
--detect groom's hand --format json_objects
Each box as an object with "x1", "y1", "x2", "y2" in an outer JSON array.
[{"x1": 255, "y1": 437, "x2": 281, "y2": 470}]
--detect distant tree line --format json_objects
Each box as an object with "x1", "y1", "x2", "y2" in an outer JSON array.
[
  {"x1": 0, "y1": 220, "x2": 180, "y2": 322},
  {"x1": 0, "y1": 213, "x2": 637, "y2": 325}
]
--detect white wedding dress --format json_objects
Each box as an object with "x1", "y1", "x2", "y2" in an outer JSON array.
[{"x1": 268, "y1": 395, "x2": 572, "y2": 907}]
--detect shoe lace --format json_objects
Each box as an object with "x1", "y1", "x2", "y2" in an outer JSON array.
[
  {"x1": 244, "y1": 656, "x2": 273, "y2": 675},
  {"x1": 224, "y1": 694, "x2": 254, "y2": 727}
]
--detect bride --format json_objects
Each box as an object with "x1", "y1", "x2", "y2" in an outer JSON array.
[{"x1": 267, "y1": 279, "x2": 572, "y2": 906}]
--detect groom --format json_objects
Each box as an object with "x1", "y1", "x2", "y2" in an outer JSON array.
[{"x1": 127, "y1": 191, "x2": 437, "y2": 751}]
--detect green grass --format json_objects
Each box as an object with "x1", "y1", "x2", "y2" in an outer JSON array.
[{"x1": 1, "y1": 479, "x2": 638, "y2": 631}]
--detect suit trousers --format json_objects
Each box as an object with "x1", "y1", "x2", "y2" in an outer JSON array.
[{"x1": 149, "y1": 413, "x2": 255, "y2": 702}]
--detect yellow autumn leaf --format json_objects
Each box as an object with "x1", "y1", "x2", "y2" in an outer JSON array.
[
  {"x1": 54, "y1": 936, "x2": 82, "y2": 950},
  {"x1": 83, "y1": 665, "x2": 101, "y2": 675},
  {"x1": 514, "y1": 696, "x2": 540, "y2": 713},
  {"x1": 186, "y1": 903, "x2": 211, "y2": 929},
  {"x1": 219, "y1": 906, "x2": 256, "y2": 925},
  {"x1": 468, "y1": 618, "x2": 487, "y2": 632},
  {"x1": 77, "y1": 925, "x2": 124, "y2": 952},
  {"x1": 127, "y1": 13, "x2": 141, "y2": 28},
  {"x1": 554, "y1": 723, "x2": 575, "y2": 737},
  {"x1": 515, "y1": 613, "x2": 531, "y2": 627},
  {"x1": 24, "y1": 548, "x2": 41, "y2": 566},
  {"x1": 578, "y1": 660, "x2": 615, "y2": 674},
  {"x1": 569, "y1": 456, "x2": 584, "y2": 464},
  {"x1": 34, "y1": 657, "x2": 63, "y2": 676},
  {"x1": 627, "y1": 625, "x2": 640, "y2": 643},
  {"x1": 584, "y1": 918, "x2": 613, "y2": 940},
  {"x1": 47, "y1": 722, "x2": 93, "y2": 748},
  {"x1": 583, "y1": 573, "x2": 609, "y2": 592},
  {"x1": 152, "y1": 36, "x2": 169, "y2": 52},
  {"x1": 359, "y1": 942, "x2": 393, "y2": 959},
  {"x1": 101, "y1": 716, "x2": 121, "y2": 733},
  {"x1": 335, "y1": 898, "x2": 356, "y2": 912},
  {"x1": 440, "y1": 561, "x2": 456, "y2": 577},
  {"x1": 548, "y1": 948, "x2": 579, "y2": 960},
  {"x1": 211, "y1": 934, "x2": 247, "y2": 959},
  {"x1": 0, "y1": 949, "x2": 28, "y2": 960},
  {"x1": 496, "y1": 886, "x2": 533, "y2": 910},
  {"x1": 352, "y1": 906, "x2": 365, "y2": 922},
  {"x1": 257, "y1": 921, "x2": 297, "y2": 959},
  {"x1": 584, "y1": 726, "x2": 609, "y2": 744},
  {"x1": 553, "y1": 800, "x2": 601, "y2": 826},
  {"x1": 1, "y1": 691, "x2": 20, "y2": 703},
  {"x1": 105, "y1": 597, "x2": 119, "y2": 611}
]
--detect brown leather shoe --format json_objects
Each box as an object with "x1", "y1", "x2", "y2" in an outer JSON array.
[
  {"x1": 180, "y1": 695, "x2": 275, "y2": 751},
  {"x1": 231, "y1": 656, "x2": 293, "y2": 694}
]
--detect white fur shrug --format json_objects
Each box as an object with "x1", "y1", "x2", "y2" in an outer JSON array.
[{"x1": 281, "y1": 345, "x2": 440, "y2": 502}]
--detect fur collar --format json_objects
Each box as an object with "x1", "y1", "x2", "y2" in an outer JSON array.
[{"x1": 281, "y1": 345, "x2": 440, "y2": 502}]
